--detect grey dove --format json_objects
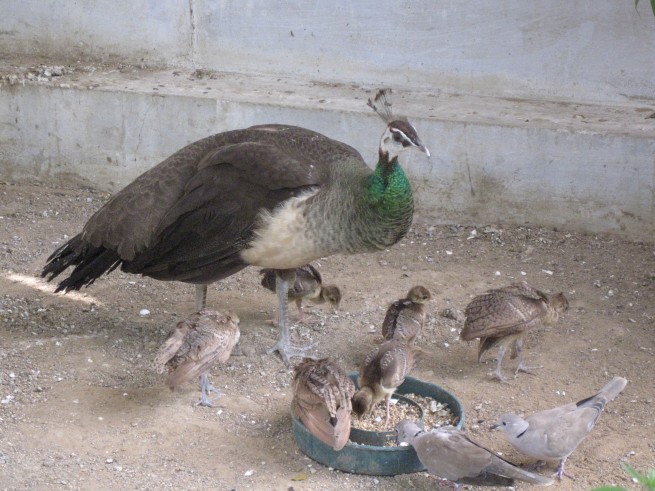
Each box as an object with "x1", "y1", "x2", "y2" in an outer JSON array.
[
  {"x1": 292, "y1": 357, "x2": 355, "y2": 451},
  {"x1": 493, "y1": 376, "x2": 628, "y2": 479},
  {"x1": 352, "y1": 340, "x2": 421, "y2": 425},
  {"x1": 396, "y1": 419, "x2": 554, "y2": 488},
  {"x1": 381, "y1": 285, "x2": 431, "y2": 343},
  {"x1": 461, "y1": 281, "x2": 568, "y2": 382},
  {"x1": 261, "y1": 263, "x2": 341, "y2": 324},
  {"x1": 154, "y1": 309, "x2": 240, "y2": 407}
]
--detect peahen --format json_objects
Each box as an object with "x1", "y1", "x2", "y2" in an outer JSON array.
[{"x1": 41, "y1": 89, "x2": 430, "y2": 365}]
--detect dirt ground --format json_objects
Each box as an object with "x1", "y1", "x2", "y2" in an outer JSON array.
[{"x1": 0, "y1": 181, "x2": 653, "y2": 491}]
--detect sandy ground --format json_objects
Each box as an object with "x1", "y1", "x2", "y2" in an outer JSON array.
[{"x1": 0, "y1": 181, "x2": 653, "y2": 490}]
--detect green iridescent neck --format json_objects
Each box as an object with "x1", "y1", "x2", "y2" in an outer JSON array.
[{"x1": 366, "y1": 155, "x2": 413, "y2": 210}]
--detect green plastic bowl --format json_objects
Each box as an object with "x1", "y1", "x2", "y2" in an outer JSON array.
[{"x1": 291, "y1": 374, "x2": 465, "y2": 476}]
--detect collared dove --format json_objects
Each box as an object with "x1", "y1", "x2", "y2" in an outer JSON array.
[
  {"x1": 292, "y1": 357, "x2": 355, "y2": 451},
  {"x1": 352, "y1": 340, "x2": 421, "y2": 424},
  {"x1": 396, "y1": 419, "x2": 554, "y2": 488},
  {"x1": 154, "y1": 309, "x2": 240, "y2": 407},
  {"x1": 460, "y1": 281, "x2": 568, "y2": 382},
  {"x1": 260, "y1": 263, "x2": 341, "y2": 324},
  {"x1": 493, "y1": 376, "x2": 628, "y2": 479},
  {"x1": 381, "y1": 285, "x2": 431, "y2": 344}
]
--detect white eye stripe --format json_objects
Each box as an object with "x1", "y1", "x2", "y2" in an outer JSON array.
[
  {"x1": 390, "y1": 128, "x2": 409, "y2": 140},
  {"x1": 390, "y1": 128, "x2": 415, "y2": 146}
]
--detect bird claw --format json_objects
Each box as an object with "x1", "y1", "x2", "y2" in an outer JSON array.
[
  {"x1": 267, "y1": 340, "x2": 318, "y2": 367},
  {"x1": 196, "y1": 376, "x2": 224, "y2": 407},
  {"x1": 515, "y1": 363, "x2": 544, "y2": 375},
  {"x1": 491, "y1": 371, "x2": 512, "y2": 384},
  {"x1": 196, "y1": 391, "x2": 222, "y2": 408}
]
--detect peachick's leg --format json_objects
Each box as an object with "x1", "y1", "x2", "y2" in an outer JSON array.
[
  {"x1": 491, "y1": 345, "x2": 511, "y2": 383},
  {"x1": 195, "y1": 285, "x2": 208, "y2": 311},
  {"x1": 266, "y1": 270, "x2": 317, "y2": 367},
  {"x1": 384, "y1": 395, "x2": 392, "y2": 425},
  {"x1": 196, "y1": 373, "x2": 224, "y2": 407},
  {"x1": 296, "y1": 299, "x2": 305, "y2": 324},
  {"x1": 514, "y1": 339, "x2": 544, "y2": 374}
]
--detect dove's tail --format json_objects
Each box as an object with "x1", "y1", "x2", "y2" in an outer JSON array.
[
  {"x1": 489, "y1": 457, "x2": 555, "y2": 486},
  {"x1": 460, "y1": 474, "x2": 515, "y2": 487},
  {"x1": 577, "y1": 376, "x2": 628, "y2": 411},
  {"x1": 501, "y1": 466, "x2": 555, "y2": 486}
]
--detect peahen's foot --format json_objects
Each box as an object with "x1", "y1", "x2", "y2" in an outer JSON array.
[
  {"x1": 267, "y1": 338, "x2": 318, "y2": 367},
  {"x1": 515, "y1": 362, "x2": 544, "y2": 375},
  {"x1": 490, "y1": 369, "x2": 512, "y2": 384}
]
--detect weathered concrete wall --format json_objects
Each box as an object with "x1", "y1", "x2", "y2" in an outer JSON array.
[
  {"x1": 1, "y1": 69, "x2": 653, "y2": 238},
  {"x1": 1, "y1": 2, "x2": 654, "y2": 238},
  {"x1": 2, "y1": 1, "x2": 654, "y2": 103}
]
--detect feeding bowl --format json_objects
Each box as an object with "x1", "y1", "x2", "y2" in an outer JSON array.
[{"x1": 291, "y1": 374, "x2": 465, "y2": 476}]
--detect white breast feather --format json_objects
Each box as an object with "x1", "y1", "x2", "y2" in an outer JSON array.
[{"x1": 241, "y1": 190, "x2": 322, "y2": 268}]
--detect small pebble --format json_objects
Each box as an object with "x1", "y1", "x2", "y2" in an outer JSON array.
[{"x1": 139, "y1": 309, "x2": 150, "y2": 317}]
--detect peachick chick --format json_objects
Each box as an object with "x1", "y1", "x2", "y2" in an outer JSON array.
[
  {"x1": 381, "y1": 285, "x2": 431, "y2": 343},
  {"x1": 154, "y1": 309, "x2": 240, "y2": 407},
  {"x1": 292, "y1": 357, "x2": 355, "y2": 451},
  {"x1": 352, "y1": 340, "x2": 421, "y2": 424},
  {"x1": 260, "y1": 263, "x2": 341, "y2": 323},
  {"x1": 461, "y1": 282, "x2": 568, "y2": 382}
]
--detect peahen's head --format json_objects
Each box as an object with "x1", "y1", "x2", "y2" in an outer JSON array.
[
  {"x1": 368, "y1": 89, "x2": 430, "y2": 161},
  {"x1": 379, "y1": 120, "x2": 430, "y2": 161}
]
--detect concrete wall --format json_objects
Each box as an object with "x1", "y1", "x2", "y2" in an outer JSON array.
[
  {"x1": 2, "y1": 1, "x2": 655, "y2": 103},
  {"x1": 1, "y1": 1, "x2": 654, "y2": 238}
]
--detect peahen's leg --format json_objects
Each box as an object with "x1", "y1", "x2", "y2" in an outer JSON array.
[{"x1": 266, "y1": 270, "x2": 317, "y2": 367}]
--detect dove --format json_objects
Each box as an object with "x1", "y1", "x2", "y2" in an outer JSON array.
[
  {"x1": 493, "y1": 376, "x2": 628, "y2": 479},
  {"x1": 461, "y1": 281, "x2": 568, "y2": 382},
  {"x1": 381, "y1": 285, "x2": 431, "y2": 343},
  {"x1": 352, "y1": 340, "x2": 421, "y2": 424},
  {"x1": 396, "y1": 419, "x2": 554, "y2": 488},
  {"x1": 292, "y1": 357, "x2": 356, "y2": 451},
  {"x1": 154, "y1": 309, "x2": 240, "y2": 407}
]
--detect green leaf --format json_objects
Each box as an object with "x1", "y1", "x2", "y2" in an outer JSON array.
[{"x1": 635, "y1": 0, "x2": 655, "y2": 16}]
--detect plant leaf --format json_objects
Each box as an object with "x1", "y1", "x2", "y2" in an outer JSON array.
[{"x1": 635, "y1": 0, "x2": 655, "y2": 15}]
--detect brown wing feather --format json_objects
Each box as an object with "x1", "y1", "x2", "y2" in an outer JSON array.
[
  {"x1": 290, "y1": 264, "x2": 322, "y2": 299},
  {"x1": 74, "y1": 126, "x2": 364, "y2": 283},
  {"x1": 153, "y1": 320, "x2": 190, "y2": 372},
  {"x1": 157, "y1": 310, "x2": 240, "y2": 389},
  {"x1": 461, "y1": 289, "x2": 547, "y2": 340},
  {"x1": 381, "y1": 299, "x2": 406, "y2": 340},
  {"x1": 292, "y1": 358, "x2": 355, "y2": 451},
  {"x1": 379, "y1": 342, "x2": 416, "y2": 390},
  {"x1": 260, "y1": 264, "x2": 323, "y2": 301}
]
